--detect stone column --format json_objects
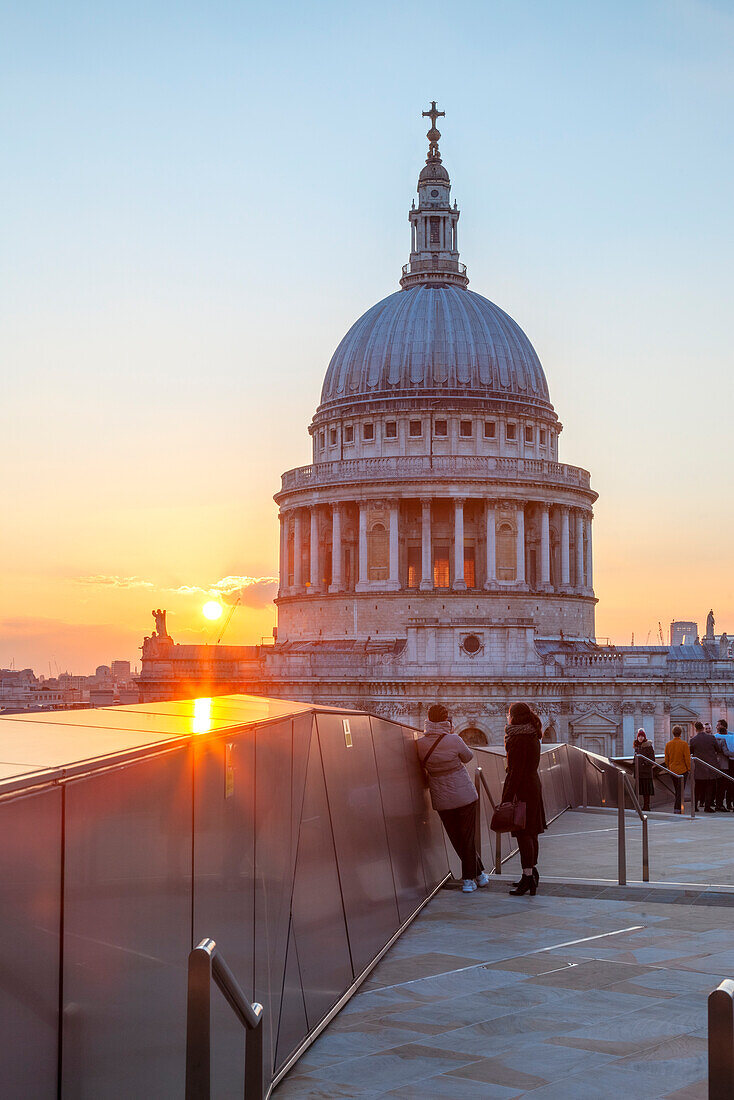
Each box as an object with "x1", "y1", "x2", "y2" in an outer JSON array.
[
  {"x1": 585, "y1": 513, "x2": 594, "y2": 594},
  {"x1": 575, "y1": 511, "x2": 585, "y2": 591},
  {"x1": 560, "y1": 507, "x2": 570, "y2": 588},
  {"x1": 420, "y1": 497, "x2": 433, "y2": 591},
  {"x1": 453, "y1": 497, "x2": 466, "y2": 590},
  {"x1": 329, "y1": 503, "x2": 343, "y2": 593},
  {"x1": 484, "y1": 501, "x2": 496, "y2": 589},
  {"x1": 515, "y1": 502, "x2": 526, "y2": 586},
  {"x1": 355, "y1": 502, "x2": 369, "y2": 591},
  {"x1": 309, "y1": 507, "x2": 321, "y2": 592},
  {"x1": 293, "y1": 509, "x2": 303, "y2": 589},
  {"x1": 387, "y1": 500, "x2": 400, "y2": 591},
  {"x1": 540, "y1": 504, "x2": 551, "y2": 589},
  {"x1": 621, "y1": 703, "x2": 636, "y2": 755},
  {"x1": 278, "y1": 512, "x2": 288, "y2": 596}
]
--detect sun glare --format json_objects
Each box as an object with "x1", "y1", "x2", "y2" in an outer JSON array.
[{"x1": 202, "y1": 600, "x2": 223, "y2": 621}]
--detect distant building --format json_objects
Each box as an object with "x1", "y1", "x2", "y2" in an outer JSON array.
[
  {"x1": 671, "y1": 621, "x2": 698, "y2": 646},
  {"x1": 139, "y1": 106, "x2": 734, "y2": 757},
  {"x1": 111, "y1": 660, "x2": 131, "y2": 681}
]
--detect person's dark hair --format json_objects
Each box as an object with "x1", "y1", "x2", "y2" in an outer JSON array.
[
  {"x1": 718, "y1": 719, "x2": 728, "y2": 732},
  {"x1": 672, "y1": 725, "x2": 682, "y2": 737},
  {"x1": 508, "y1": 701, "x2": 541, "y2": 734},
  {"x1": 694, "y1": 721, "x2": 704, "y2": 732},
  {"x1": 427, "y1": 704, "x2": 449, "y2": 723}
]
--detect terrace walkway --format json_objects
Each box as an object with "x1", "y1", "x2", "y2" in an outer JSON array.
[{"x1": 274, "y1": 811, "x2": 734, "y2": 1098}]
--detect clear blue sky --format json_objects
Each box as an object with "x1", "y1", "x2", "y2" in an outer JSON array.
[{"x1": 1, "y1": 0, "x2": 733, "y2": 669}]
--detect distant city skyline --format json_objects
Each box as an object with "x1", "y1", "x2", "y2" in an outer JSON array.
[{"x1": 2, "y1": 1, "x2": 733, "y2": 672}]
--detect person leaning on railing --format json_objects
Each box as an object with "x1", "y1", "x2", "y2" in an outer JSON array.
[
  {"x1": 416, "y1": 704, "x2": 490, "y2": 894},
  {"x1": 664, "y1": 726, "x2": 691, "y2": 814},
  {"x1": 502, "y1": 702, "x2": 546, "y2": 897}
]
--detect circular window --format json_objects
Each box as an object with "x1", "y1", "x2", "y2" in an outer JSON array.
[
  {"x1": 430, "y1": 188, "x2": 439, "y2": 197},
  {"x1": 462, "y1": 633, "x2": 481, "y2": 655}
]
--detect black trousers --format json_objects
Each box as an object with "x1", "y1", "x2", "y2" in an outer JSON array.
[
  {"x1": 672, "y1": 773, "x2": 687, "y2": 811},
  {"x1": 516, "y1": 833, "x2": 539, "y2": 869},
  {"x1": 695, "y1": 777, "x2": 713, "y2": 811},
  {"x1": 439, "y1": 802, "x2": 484, "y2": 880}
]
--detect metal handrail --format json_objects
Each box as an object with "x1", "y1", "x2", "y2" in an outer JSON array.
[
  {"x1": 621, "y1": 771, "x2": 649, "y2": 883},
  {"x1": 186, "y1": 938, "x2": 264, "y2": 1100},
  {"x1": 634, "y1": 753, "x2": 687, "y2": 813},
  {"x1": 581, "y1": 754, "x2": 606, "y2": 809},
  {"x1": 577, "y1": 749, "x2": 649, "y2": 884},
  {"x1": 474, "y1": 767, "x2": 503, "y2": 874}
]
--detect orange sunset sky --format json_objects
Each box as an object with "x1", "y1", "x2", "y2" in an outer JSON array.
[{"x1": 2, "y1": 2, "x2": 733, "y2": 673}]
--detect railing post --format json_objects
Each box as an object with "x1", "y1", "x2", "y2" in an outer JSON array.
[
  {"x1": 244, "y1": 1014, "x2": 264, "y2": 1100},
  {"x1": 582, "y1": 760, "x2": 588, "y2": 809},
  {"x1": 186, "y1": 941, "x2": 214, "y2": 1100},
  {"x1": 690, "y1": 758, "x2": 696, "y2": 819},
  {"x1": 494, "y1": 825, "x2": 502, "y2": 875},
  {"x1": 641, "y1": 814, "x2": 649, "y2": 882},
  {"x1": 617, "y1": 768, "x2": 627, "y2": 886},
  {"x1": 634, "y1": 752, "x2": 640, "y2": 798},
  {"x1": 709, "y1": 979, "x2": 734, "y2": 1099}
]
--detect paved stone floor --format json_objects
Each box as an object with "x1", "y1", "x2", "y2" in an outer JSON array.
[
  {"x1": 499, "y1": 808, "x2": 734, "y2": 886},
  {"x1": 273, "y1": 881, "x2": 730, "y2": 1098},
  {"x1": 273, "y1": 811, "x2": 734, "y2": 1098}
]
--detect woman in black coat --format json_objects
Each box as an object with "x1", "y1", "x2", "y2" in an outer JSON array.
[
  {"x1": 502, "y1": 701, "x2": 547, "y2": 897},
  {"x1": 634, "y1": 728, "x2": 656, "y2": 811}
]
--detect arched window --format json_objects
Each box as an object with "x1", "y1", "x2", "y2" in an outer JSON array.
[
  {"x1": 497, "y1": 523, "x2": 517, "y2": 582},
  {"x1": 368, "y1": 523, "x2": 388, "y2": 581},
  {"x1": 460, "y1": 727, "x2": 488, "y2": 747}
]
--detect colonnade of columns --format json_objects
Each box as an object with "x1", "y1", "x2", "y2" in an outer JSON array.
[{"x1": 279, "y1": 497, "x2": 593, "y2": 597}]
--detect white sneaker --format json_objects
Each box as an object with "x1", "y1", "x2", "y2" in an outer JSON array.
[
  {"x1": 462, "y1": 879, "x2": 477, "y2": 893},
  {"x1": 475, "y1": 871, "x2": 490, "y2": 887}
]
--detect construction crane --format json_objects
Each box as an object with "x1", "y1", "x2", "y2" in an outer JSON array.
[
  {"x1": 658, "y1": 621, "x2": 665, "y2": 645},
  {"x1": 216, "y1": 596, "x2": 241, "y2": 644}
]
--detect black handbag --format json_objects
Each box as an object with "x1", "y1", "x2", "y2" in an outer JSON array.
[{"x1": 491, "y1": 797, "x2": 527, "y2": 833}]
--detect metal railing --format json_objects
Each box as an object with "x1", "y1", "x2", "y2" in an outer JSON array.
[
  {"x1": 709, "y1": 979, "x2": 734, "y2": 1099},
  {"x1": 617, "y1": 767, "x2": 650, "y2": 884},
  {"x1": 474, "y1": 766, "x2": 503, "y2": 875},
  {"x1": 186, "y1": 938, "x2": 264, "y2": 1100},
  {"x1": 634, "y1": 753, "x2": 686, "y2": 813},
  {"x1": 581, "y1": 754, "x2": 606, "y2": 809},
  {"x1": 474, "y1": 749, "x2": 649, "y2": 887}
]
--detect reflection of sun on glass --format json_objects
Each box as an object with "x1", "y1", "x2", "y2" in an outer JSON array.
[
  {"x1": 202, "y1": 601, "x2": 223, "y2": 620},
  {"x1": 193, "y1": 697, "x2": 212, "y2": 734}
]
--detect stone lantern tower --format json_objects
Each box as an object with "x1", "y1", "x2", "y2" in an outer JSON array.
[{"x1": 274, "y1": 105, "x2": 597, "y2": 650}]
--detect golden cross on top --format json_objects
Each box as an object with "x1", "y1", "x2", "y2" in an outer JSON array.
[{"x1": 422, "y1": 101, "x2": 445, "y2": 131}]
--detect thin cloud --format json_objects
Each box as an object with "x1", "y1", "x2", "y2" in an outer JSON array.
[
  {"x1": 79, "y1": 573, "x2": 278, "y2": 608},
  {"x1": 211, "y1": 576, "x2": 278, "y2": 609},
  {"x1": 78, "y1": 575, "x2": 155, "y2": 589}
]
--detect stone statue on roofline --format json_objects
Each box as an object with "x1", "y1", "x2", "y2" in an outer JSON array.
[
  {"x1": 153, "y1": 608, "x2": 169, "y2": 638},
  {"x1": 706, "y1": 609, "x2": 715, "y2": 640},
  {"x1": 720, "y1": 633, "x2": 730, "y2": 658}
]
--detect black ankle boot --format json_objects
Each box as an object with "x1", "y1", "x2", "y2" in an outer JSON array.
[
  {"x1": 509, "y1": 873, "x2": 536, "y2": 896},
  {"x1": 512, "y1": 868, "x2": 540, "y2": 888}
]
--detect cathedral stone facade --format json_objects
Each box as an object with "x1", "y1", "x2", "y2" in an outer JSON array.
[{"x1": 138, "y1": 106, "x2": 733, "y2": 754}]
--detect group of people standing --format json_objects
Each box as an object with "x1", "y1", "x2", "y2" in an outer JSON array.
[
  {"x1": 417, "y1": 701, "x2": 545, "y2": 897},
  {"x1": 633, "y1": 719, "x2": 733, "y2": 813}
]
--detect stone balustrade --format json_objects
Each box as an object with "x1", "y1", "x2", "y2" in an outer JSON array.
[{"x1": 279, "y1": 454, "x2": 592, "y2": 495}]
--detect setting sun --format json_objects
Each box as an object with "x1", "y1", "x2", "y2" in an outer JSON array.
[{"x1": 202, "y1": 600, "x2": 223, "y2": 621}]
